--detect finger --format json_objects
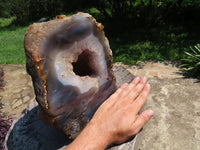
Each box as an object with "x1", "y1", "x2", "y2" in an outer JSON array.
[
  {"x1": 127, "y1": 77, "x2": 147, "y2": 101},
  {"x1": 119, "y1": 77, "x2": 141, "y2": 97},
  {"x1": 109, "y1": 83, "x2": 129, "y2": 100},
  {"x1": 132, "y1": 83, "x2": 151, "y2": 114},
  {"x1": 128, "y1": 77, "x2": 141, "y2": 89},
  {"x1": 114, "y1": 83, "x2": 128, "y2": 98},
  {"x1": 131, "y1": 109, "x2": 154, "y2": 135},
  {"x1": 120, "y1": 83, "x2": 128, "y2": 89}
]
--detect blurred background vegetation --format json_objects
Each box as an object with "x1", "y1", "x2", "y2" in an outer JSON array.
[{"x1": 0, "y1": 0, "x2": 200, "y2": 66}]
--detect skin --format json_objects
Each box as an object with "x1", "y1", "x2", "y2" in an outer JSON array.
[{"x1": 66, "y1": 77, "x2": 154, "y2": 150}]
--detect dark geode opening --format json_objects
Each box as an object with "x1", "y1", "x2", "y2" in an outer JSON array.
[{"x1": 72, "y1": 50, "x2": 97, "y2": 77}]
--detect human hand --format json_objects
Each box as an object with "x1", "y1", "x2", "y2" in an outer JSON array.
[
  {"x1": 66, "y1": 77, "x2": 153, "y2": 150},
  {"x1": 89, "y1": 77, "x2": 154, "y2": 145}
]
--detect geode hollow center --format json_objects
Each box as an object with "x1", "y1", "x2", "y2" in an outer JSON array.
[{"x1": 24, "y1": 12, "x2": 116, "y2": 138}]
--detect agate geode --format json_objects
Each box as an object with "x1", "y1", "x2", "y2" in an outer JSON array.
[{"x1": 24, "y1": 12, "x2": 116, "y2": 138}]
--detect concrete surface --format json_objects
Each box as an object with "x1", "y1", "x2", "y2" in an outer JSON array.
[{"x1": 134, "y1": 78, "x2": 200, "y2": 150}]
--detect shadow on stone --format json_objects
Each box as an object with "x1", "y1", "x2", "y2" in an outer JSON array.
[{"x1": 6, "y1": 105, "x2": 72, "y2": 150}]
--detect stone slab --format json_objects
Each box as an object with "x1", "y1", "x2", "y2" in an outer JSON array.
[
  {"x1": 0, "y1": 64, "x2": 35, "y2": 116},
  {"x1": 134, "y1": 78, "x2": 200, "y2": 150}
]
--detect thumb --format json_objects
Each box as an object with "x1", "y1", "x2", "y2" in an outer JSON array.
[{"x1": 132, "y1": 110, "x2": 154, "y2": 134}]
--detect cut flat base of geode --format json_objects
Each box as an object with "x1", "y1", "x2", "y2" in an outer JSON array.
[{"x1": 24, "y1": 12, "x2": 116, "y2": 138}]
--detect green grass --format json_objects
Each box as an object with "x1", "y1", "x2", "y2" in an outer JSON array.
[
  {"x1": 0, "y1": 16, "x2": 200, "y2": 65},
  {"x1": 0, "y1": 18, "x2": 15, "y2": 28},
  {"x1": 0, "y1": 18, "x2": 27, "y2": 64}
]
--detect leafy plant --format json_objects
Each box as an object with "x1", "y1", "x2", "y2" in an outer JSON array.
[
  {"x1": 0, "y1": 66, "x2": 12, "y2": 150},
  {"x1": 180, "y1": 44, "x2": 200, "y2": 79},
  {"x1": 0, "y1": 111, "x2": 13, "y2": 150}
]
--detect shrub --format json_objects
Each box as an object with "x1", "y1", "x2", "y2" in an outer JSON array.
[
  {"x1": 0, "y1": 111, "x2": 13, "y2": 150},
  {"x1": 0, "y1": 0, "x2": 62, "y2": 25},
  {"x1": 180, "y1": 44, "x2": 200, "y2": 79},
  {"x1": 0, "y1": 66, "x2": 12, "y2": 150}
]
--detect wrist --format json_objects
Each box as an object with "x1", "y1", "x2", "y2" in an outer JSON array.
[
  {"x1": 86, "y1": 119, "x2": 113, "y2": 149},
  {"x1": 66, "y1": 120, "x2": 113, "y2": 150}
]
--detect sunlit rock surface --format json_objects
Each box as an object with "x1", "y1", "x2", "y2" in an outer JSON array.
[{"x1": 24, "y1": 12, "x2": 116, "y2": 138}]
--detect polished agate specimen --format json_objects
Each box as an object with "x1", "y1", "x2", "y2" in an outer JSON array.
[{"x1": 24, "y1": 12, "x2": 116, "y2": 138}]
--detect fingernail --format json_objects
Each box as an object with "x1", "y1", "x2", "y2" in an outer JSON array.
[
  {"x1": 135, "y1": 77, "x2": 140, "y2": 81},
  {"x1": 147, "y1": 110, "x2": 154, "y2": 117},
  {"x1": 142, "y1": 77, "x2": 147, "y2": 82},
  {"x1": 124, "y1": 83, "x2": 128, "y2": 86},
  {"x1": 146, "y1": 83, "x2": 151, "y2": 89},
  {"x1": 121, "y1": 83, "x2": 128, "y2": 88}
]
